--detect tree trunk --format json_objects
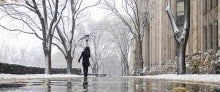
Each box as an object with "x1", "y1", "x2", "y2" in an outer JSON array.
[
  {"x1": 92, "y1": 63, "x2": 98, "y2": 74},
  {"x1": 126, "y1": 62, "x2": 129, "y2": 75},
  {"x1": 138, "y1": 39, "x2": 144, "y2": 76},
  {"x1": 92, "y1": 68, "x2": 95, "y2": 74},
  {"x1": 65, "y1": 51, "x2": 73, "y2": 74},
  {"x1": 66, "y1": 56, "x2": 73, "y2": 74},
  {"x1": 121, "y1": 63, "x2": 124, "y2": 76},
  {"x1": 92, "y1": 64, "x2": 95, "y2": 74},
  {"x1": 44, "y1": 50, "x2": 52, "y2": 74},
  {"x1": 178, "y1": 0, "x2": 190, "y2": 74},
  {"x1": 178, "y1": 44, "x2": 186, "y2": 74},
  {"x1": 123, "y1": 65, "x2": 125, "y2": 76},
  {"x1": 43, "y1": 38, "x2": 52, "y2": 74},
  {"x1": 166, "y1": 0, "x2": 190, "y2": 74},
  {"x1": 97, "y1": 63, "x2": 99, "y2": 74}
]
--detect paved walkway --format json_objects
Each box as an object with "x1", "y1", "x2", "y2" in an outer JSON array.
[{"x1": 0, "y1": 75, "x2": 219, "y2": 92}]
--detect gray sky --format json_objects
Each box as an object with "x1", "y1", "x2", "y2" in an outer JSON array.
[
  {"x1": 0, "y1": 0, "x2": 109, "y2": 68},
  {"x1": 0, "y1": 0, "x2": 108, "y2": 48}
]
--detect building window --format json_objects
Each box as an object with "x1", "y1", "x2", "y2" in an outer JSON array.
[
  {"x1": 217, "y1": 23, "x2": 219, "y2": 51},
  {"x1": 212, "y1": 22, "x2": 218, "y2": 51},
  {"x1": 205, "y1": 25, "x2": 213, "y2": 50},
  {"x1": 176, "y1": 0, "x2": 184, "y2": 26},
  {"x1": 209, "y1": 25, "x2": 213, "y2": 50},
  {"x1": 207, "y1": 24, "x2": 219, "y2": 51},
  {"x1": 212, "y1": 0, "x2": 218, "y2": 8},
  {"x1": 203, "y1": 0, "x2": 207, "y2": 14},
  {"x1": 203, "y1": 26, "x2": 207, "y2": 52},
  {"x1": 208, "y1": 0, "x2": 212, "y2": 10}
]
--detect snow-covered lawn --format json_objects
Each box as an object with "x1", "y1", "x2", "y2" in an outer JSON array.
[
  {"x1": 0, "y1": 74, "x2": 81, "y2": 82},
  {"x1": 126, "y1": 74, "x2": 220, "y2": 85}
]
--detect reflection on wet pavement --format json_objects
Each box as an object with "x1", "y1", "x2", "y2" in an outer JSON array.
[{"x1": 0, "y1": 77, "x2": 219, "y2": 92}]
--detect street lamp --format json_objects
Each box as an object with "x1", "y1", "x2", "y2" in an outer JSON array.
[{"x1": 85, "y1": 34, "x2": 89, "y2": 46}]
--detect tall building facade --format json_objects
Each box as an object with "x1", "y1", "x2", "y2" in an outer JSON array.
[
  {"x1": 144, "y1": 0, "x2": 177, "y2": 74},
  {"x1": 130, "y1": 0, "x2": 220, "y2": 75}
]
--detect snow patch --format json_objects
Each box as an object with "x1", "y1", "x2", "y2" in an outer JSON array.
[
  {"x1": 0, "y1": 74, "x2": 81, "y2": 81},
  {"x1": 127, "y1": 74, "x2": 220, "y2": 84}
]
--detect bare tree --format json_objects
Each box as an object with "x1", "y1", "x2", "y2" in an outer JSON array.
[
  {"x1": 89, "y1": 23, "x2": 114, "y2": 74},
  {"x1": 0, "y1": 41, "x2": 33, "y2": 66},
  {"x1": 19, "y1": 46, "x2": 32, "y2": 65},
  {"x1": 86, "y1": 19, "x2": 130, "y2": 76},
  {"x1": 0, "y1": 41, "x2": 10, "y2": 63},
  {"x1": 102, "y1": 0, "x2": 153, "y2": 75},
  {"x1": 165, "y1": 0, "x2": 190, "y2": 74},
  {"x1": 53, "y1": 0, "x2": 101, "y2": 74},
  {"x1": 113, "y1": 26, "x2": 130, "y2": 76},
  {"x1": 0, "y1": 0, "x2": 67, "y2": 74},
  {"x1": 104, "y1": 19, "x2": 130, "y2": 76}
]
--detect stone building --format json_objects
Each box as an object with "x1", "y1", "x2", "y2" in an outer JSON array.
[{"x1": 130, "y1": 0, "x2": 220, "y2": 75}]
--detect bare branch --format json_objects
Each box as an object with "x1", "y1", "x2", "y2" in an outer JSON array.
[
  {"x1": 31, "y1": 0, "x2": 48, "y2": 43},
  {"x1": 47, "y1": 0, "x2": 58, "y2": 38},
  {"x1": 53, "y1": 35, "x2": 62, "y2": 43},
  {"x1": 103, "y1": 0, "x2": 138, "y2": 39},
  {"x1": 56, "y1": 27, "x2": 68, "y2": 50},
  {"x1": 52, "y1": 43, "x2": 66, "y2": 56},
  {"x1": 0, "y1": 25, "x2": 43, "y2": 40},
  {"x1": 51, "y1": 1, "x2": 68, "y2": 36},
  {"x1": 75, "y1": 0, "x2": 101, "y2": 17},
  {"x1": 75, "y1": 0, "x2": 83, "y2": 13},
  {"x1": 0, "y1": 25, "x2": 32, "y2": 34},
  {"x1": 47, "y1": 0, "x2": 54, "y2": 17},
  {"x1": 183, "y1": 0, "x2": 190, "y2": 37},
  {"x1": 124, "y1": 0, "x2": 138, "y2": 28},
  {"x1": 61, "y1": 17, "x2": 69, "y2": 40},
  {"x1": 0, "y1": 5, "x2": 43, "y2": 40},
  {"x1": 24, "y1": 0, "x2": 36, "y2": 12},
  {"x1": 42, "y1": 0, "x2": 48, "y2": 30},
  {"x1": 165, "y1": 0, "x2": 179, "y2": 34}
]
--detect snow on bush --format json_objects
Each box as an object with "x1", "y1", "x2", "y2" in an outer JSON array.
[{"x1": 161, "y1": 49, "x2": 220, "y2": 74}]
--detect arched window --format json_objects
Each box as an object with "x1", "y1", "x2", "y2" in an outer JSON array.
[{"x1": 176, "y1": 0, "x2": 184, "y2": 26}]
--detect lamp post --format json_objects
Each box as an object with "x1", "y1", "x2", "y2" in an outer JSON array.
[{"x1": 85, "y1": 34, "x2": 89, "y2": 47}]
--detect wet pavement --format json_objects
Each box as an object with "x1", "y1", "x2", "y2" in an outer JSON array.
[{"x1": 0, "y1": 77, "x2": 220, "y2": 92}]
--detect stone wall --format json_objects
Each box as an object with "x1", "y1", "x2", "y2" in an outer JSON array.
[{"x1": 0, "y1": 63, "x2": 81, "y2": 74}]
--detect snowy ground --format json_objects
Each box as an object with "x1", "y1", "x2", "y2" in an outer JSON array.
[
  {"x1": 0, "y1": 74, "x2": 81, "y2": 82},
  {"x1": 126, "y1": 74, "x2": 220, "y2": 85}
]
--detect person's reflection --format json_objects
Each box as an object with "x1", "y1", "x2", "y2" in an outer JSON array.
[
  {"x1": 67, "y1": 79, "x2": 72, "y2": 92},
  {"x1": 45, "y1": 80, "x2": 51, "y2": 92},
  {"x1": 83, "y1": 77, "x2": 88, "y2": 92}
]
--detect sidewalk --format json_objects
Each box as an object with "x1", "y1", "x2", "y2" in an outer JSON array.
[{"x1": 126, "y1": 74, "x2": 220, "y2": 85}]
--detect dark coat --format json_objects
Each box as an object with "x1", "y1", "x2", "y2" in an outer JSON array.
[{"x1": 78, "y1": 47, "x2": 90, "y2": 67}]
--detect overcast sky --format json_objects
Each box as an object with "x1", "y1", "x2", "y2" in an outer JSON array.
[
  {"x1": 0, "y1": 0, "x2": 109, "y2": 68},
  {"x1": 0, "y1": 0, "x2": 108, "y2": 49}
]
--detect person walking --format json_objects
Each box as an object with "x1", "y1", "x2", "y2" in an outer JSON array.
[{"x1": 78, "y1": 47, "x2": 90, "y2": 77}]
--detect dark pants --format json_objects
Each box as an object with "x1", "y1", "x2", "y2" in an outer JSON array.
[{"x1": 83, "y1": 65, "x2": 89, "y2": 77}]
